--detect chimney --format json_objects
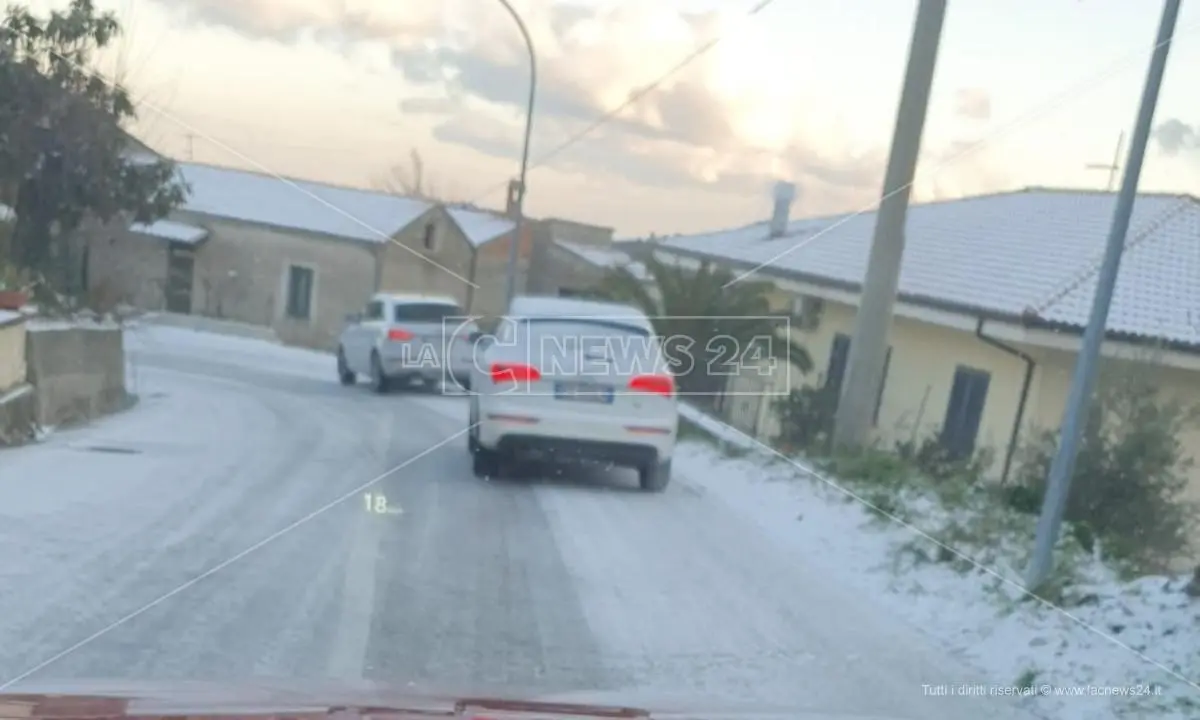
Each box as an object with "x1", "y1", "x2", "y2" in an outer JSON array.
[{"x1": 769, "y1": 181, "x2": 796, "y2": 238}]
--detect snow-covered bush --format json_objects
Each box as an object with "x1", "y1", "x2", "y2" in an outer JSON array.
[
  {"x1": 771, "y1": 384, "x2": 838, "y2": 453},
  {"x1": 1006, "y1": 364, "x2": 1200, "y2": 576}
]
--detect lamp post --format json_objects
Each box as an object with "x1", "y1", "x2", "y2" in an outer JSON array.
[{"x1": 497, "y1": 0, "x2": 537, "y2": 308}]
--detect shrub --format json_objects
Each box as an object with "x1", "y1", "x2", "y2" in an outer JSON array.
[
  {"x1": 1008, "y1": 362, "x2": 1200, "y2": 574},
  {"x1": 772, "y1": 383, "x2": 838, "y2": 453}
]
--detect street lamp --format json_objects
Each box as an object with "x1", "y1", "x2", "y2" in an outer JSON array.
[{"x1": 497, "y1": 0, "x2": 537, "y2": 308}]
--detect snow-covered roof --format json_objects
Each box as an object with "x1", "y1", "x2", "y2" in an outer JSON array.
[
  {"x1": 174, "y1": 162, "x2": 512, "y2": 248},
  {"x1": 553, "y1": 240, "x2": 649, "y2": 281},
  {"x1": 176, "y1": 162, "x2": 430, "y2": 243},
  {"x1": 656, "y1": 189, "x2": 1200, "y2": 346},
  {"x1": 445, "y1": 206, "x2": 515, "y2": 247},
  {"x1": 130, "y1": 219, "x2": 208, "y2": 245}
]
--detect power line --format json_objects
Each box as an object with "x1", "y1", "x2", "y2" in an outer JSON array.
[{"x1": 466, "y1": 0, "x2": 780, "y2": 205}]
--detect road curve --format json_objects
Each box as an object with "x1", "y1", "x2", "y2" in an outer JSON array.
[{"x1": 0, "y1": 325, "x2": 1044, "y2": 720}]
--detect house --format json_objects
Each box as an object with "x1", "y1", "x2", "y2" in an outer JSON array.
[
  {"x1": 525, "y1": 217, "x2": 651, "y2": 297},
  {"x1": 84, "y1": 160, "x2": 529, "y2": 350},
  {"x1": 560, "y1": 184, "x2": 1200, "y2": 505}
]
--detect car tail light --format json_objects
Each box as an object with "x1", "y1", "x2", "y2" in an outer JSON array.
[
  {"x1": 387, "y1": 328, "x2": 413, "y2": 341},
  {"x1": 490, "y1": 362, "x2": 541, "y2": 383},
  {"x1": 629, "y1": 374, "x2": 674, "y2": 397}
]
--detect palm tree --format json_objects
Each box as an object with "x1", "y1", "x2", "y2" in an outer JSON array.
[{"x1": 595, "y1": 248, "x2": 812, "y2": 407}]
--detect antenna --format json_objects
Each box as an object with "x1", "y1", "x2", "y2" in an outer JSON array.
[{"x1": 1085, "y1": 131, "x2": 1125, "y2": 191}]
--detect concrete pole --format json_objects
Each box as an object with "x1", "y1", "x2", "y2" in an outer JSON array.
[
  {"x1": 498, "y1": 0, "x2": 537, "y2": 309},
  {"x1": 1025, "y1": 0, "x2": 1182, "y2": 591},
  {"x1": 831, "y1": 0, "x2": 947, "y2": 450}
]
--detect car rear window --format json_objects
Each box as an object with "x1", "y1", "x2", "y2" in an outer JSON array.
[
  {"x1": 516, "y1": 318, "x2": 660, "y2": 376},
  {"x1": 518, "y1": 317, "x2": 651, "y2": 338},
  {"x1": 393, "y1": 303, "x2": 463, "y2": 323}
]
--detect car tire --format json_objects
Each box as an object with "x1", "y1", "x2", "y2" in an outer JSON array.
[
  {"x1": 337, "y1": 347, "x2": 355, "y2": 386},
  {"x1": 638, "y1": 458, "x2": 671, "y2": 492},
  {"x1": 468, "y1": 400, "x2": 480, "y2": 453},
  {"x1": 472, "y1": 445, "x2": 502, "y2": 478},
  {"x1": 369, "y1": 351, "x2": 390, "y2": 394}
]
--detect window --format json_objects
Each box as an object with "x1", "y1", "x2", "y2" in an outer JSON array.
[
  {"x1": 557, "y1": 287, "x2": 589, "y2": 298},
  {"x1": 825, "y1": 333, "x2": 851, "y2": 398},
  {"x1": 825, "y1": 333, "x2": 891, "y2": 422},
  {"x1": 285, "y1": 265, "x2": 314, "y2": 320},
  {"x1": 941, "y1": 365, "x2": 991, "y2": 459},
  {"x1": 364, "y1": 300, "x2": 384, "y2": 320},
  {"x1": 393, "y1": 302, "x2": 463, "y2": 323},
  {"x1": 873, "y1": 347, "x2": 892, "y2": 426},
  {"x1": 422, "y1": 223, "x2": 436, "y2": 251}
]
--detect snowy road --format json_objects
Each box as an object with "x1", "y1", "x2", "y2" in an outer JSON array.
[{"x1": 0, "y1": 325, "x2": 1044, "y2": 720}]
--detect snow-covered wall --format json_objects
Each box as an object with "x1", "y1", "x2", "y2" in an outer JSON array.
[
  {"x1": 25, "y1": 323, "x2": 128, "y2": 427},
  {"x1": 0, "y1": 311, "x2": 26, "y2": 393}
]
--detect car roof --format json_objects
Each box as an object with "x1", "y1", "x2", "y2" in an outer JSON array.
[
  {"x1": 507, "y1": 295, "x2": 654, "y2": 333},
  {"x1": 372, "y1": 293, "x2": 461, "y2": 306}
]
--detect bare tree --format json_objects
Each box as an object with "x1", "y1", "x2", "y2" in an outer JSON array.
[{"x1": 375, "y1": 148, "x2": 461, "y2": 202}]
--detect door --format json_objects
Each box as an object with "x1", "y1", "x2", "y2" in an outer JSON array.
[
  {"x1": 165, "y1": 243, "x2": 195, "y2": 314},
  {"x1": 352, "y1": 299, "x2": 386, "y2": 371}
]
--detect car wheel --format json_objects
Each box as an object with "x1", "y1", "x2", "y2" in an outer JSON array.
[
  {"x1": 370, "y1": 352, "x2": 390, "y2": 394},
  {"x1": 468, "y1": 400, "x2": 480, "y2": 453},
  {"x1": 472, "y1": 445, "x2": 502, "y2": 478},
  {"x1": 638, "y1": 458, "x2": 671, "y2": 492},
  {"x1": 337, "y1": 347, "x2": 355, "y2": 386}
]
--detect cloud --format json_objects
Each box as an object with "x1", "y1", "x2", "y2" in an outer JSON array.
[
  {"x1": 954, "y1": 88, "x2": 991, "y2": 122},
  {"x1": 156, "y1": 0, "x2": 1000, "y2": 216},
  {"x1": 399, "y1": 96, "x2": 457, "y2": 116},
  {"x1": 1154, "y1": 118, "x2": 1199, "y2": 156}
]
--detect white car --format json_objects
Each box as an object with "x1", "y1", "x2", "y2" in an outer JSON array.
[
  {"x1": 337, "y1": 293, "x2": 478, "y2": 393},
  {"x1": 467, "y1": 295, "x2": 678, "y2": 491}
]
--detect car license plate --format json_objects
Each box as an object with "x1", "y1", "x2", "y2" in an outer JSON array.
[{"x1": 554, "y1": 381, "x2": 613, "y2": 403}]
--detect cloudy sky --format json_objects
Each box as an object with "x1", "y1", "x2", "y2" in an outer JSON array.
[{"x1": 27, "y1": 0, "x2": 1200, "y2": 236}]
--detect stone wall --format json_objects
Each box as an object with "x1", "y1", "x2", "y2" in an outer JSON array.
[
  {"x1": 0, "y1": 311, "x2": 26, "y2": 392},
  {"x1": 25, "y1": 321, "x2": 128, "y2": 428},
  {"x1": 0, "y1": 311, "x2": 35, "y2": 444}
]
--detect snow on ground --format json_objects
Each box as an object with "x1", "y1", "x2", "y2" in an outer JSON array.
[
  {"x1": 53, "y1": 323, "x2": 1199, "y2": 718},
  {"x1": 674, "y1": 405, "x2": 1200, "y2": 720},
  {"x1": 124, "y1": 324, "x2": 334, "y2": 383}
]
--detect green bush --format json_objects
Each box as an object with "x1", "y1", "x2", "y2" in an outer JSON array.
[
  {"x1": 1008, "y1": 363, "x2": 1200, "y2": 574},
  {"x1": 771, "y1": 383, "x2": 838, "y2": 453},
  {"x1": 894, "y1": 435, "x2": 994, "y2": 508}
]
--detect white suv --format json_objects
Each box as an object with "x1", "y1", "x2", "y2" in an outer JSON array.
[
  {"x1": 337, "y1": 294, "x2": 477, "y2": 393},
  {"x1": 467, "y1": 296, "x2": 678, "y2": 491}
]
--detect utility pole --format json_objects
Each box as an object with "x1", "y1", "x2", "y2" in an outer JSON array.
[
  {"x1": 1025, "y1": 0, "x2": 1182, "y2": 591},
  {"x1": 497, "y1": 0, "x2": 537, "y2": 308},
  {"x1": 185, "y1": 133, "x2": 195, "y2": 161},
  {"x1": 832, "y1": 0, "x2": 947, "y2": 450},
  {"x1": 1085, "y1": 131, "x2": 1125, "y2": 191}
]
